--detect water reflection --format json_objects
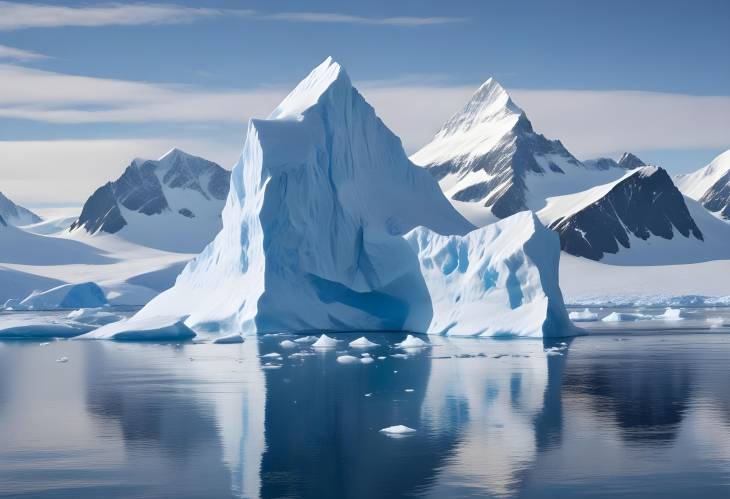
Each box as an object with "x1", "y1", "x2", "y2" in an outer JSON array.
[{"x1": 1, "y1": 331, "x2": 730, "y2": 498}]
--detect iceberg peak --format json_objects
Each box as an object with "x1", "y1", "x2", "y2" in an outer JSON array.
[{"x1": 268, "y1": 56, "x2": 349, "y2": 121}]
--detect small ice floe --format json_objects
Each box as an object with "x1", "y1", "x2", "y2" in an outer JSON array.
[
  {"x1": 404, "y1": 388, "x2": 414, "y2": 393},
  {"x1": 261, "y1": 363, "x2": 282, "y2": 370},
  {"x1": 39, "y1": 342, "x2": 50, "y2": 347},
  {"x1": 379, "y1": 425, "x2": 416, "y2": 436},
  {"x1": 655, "y1": 308, "x2": 683, "y2": 321},
  {"x1": 569, "y1": 308, "x2": 599, "y2": 322},
  {"x1": 360, "y1": 357, "x2": 374, "y2": 364},
  {"x1": 213, "y1": 333, "x2": 244, "y2": 344},
  {"x1": 391, "y1": 353, "x2": 409, "y2": 359},
  {"x1": 545, "y1": 349, "x2": 563, "y2": 357},
  {"x1": 312, "y1": 334, "x2": 339, "y2": 348},
  {"x1": 279, "y1": 340, "x2": 297, "y2": 349},
  {"x1": 396, "y1": 334, "x2": 429, "y2": 349},
  {"x1": 377, "y1": 356, "x2": 386, "y2": 360},
  {"x1": 261, "y1": 352, "x2": 282, "y2": 359},
  {"x1": 336, "y1": 355, "x2": 361, "y2": 364},
  {"x1": 56, "y1": 356, "x2": 69, "y2": 363},
  {"x1": 67, "y1": 308, "x2": 121, "y2": 326},
  {"x1": 393, "y1": 370, "x2": 398, "y2": 373},
  {"x1": 361, "y1": 352, "x2": 371, "y2": 357},
  {"x1": 707, "y1": 317, "x2": 725, "y2": 328},
  {"x1": 349, "y1": 336, "x2": 379, "y2": 348},
  {"x1": 294, "y1": 335, "x2": 318, "y2": 344},
  {"x1": 289, "y1": 352, "x2": 315, "y2": 358},
  {"x1": 364, "y1": 393, "x2": 373, "y2": 397},
  {"x1": 601, "y1": 312, "x2": 646, "y2": 322}
]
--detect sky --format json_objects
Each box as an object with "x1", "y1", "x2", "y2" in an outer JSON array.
[{"x1": 0, "y1": 0, "x2": 728, "y2": 207}]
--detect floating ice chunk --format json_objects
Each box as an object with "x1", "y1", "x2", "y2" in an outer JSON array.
[
  {"x1": 294, "y1": 335, "x2": 318, "y2": 344},
  {"x1": 377, "y1": 356, "x2": 386, "y2": 360},
  {"x1": 601, "y1": 312, "x2": 646, "y2": 322},
  {"x1": 349, "y1": 336, "x2": 379, "y2": 348},
  {"x1": 261, "y1": 352, "x2": 282, "y2": 358},
  {"x1": 336, "y1": 355, "x2": 361, "y2": 364},
  {"x1": 77, "y1": 316, "x2": 195, "y2": 341},
  {"x1": 404, "y1": 388, "x2": 414, "y2": 392},
  {"x1": 360, "y1": 357, "x2": 374, "y2": 364},
  {"x1": 39, "y1": 342, "x2": 50, "y2": 346},
  {"x1": 289, "y1": 352, "x2": 315, "y2": 358},
  {"x1": 569, "y1": 308, "x2": 599, "y2": 322},
  {"x1": 379, "y1": 425, "x2": 416, "y2": 435},
  {"x1": 396, "y1": 334, "x2": 429, "y2": 348},
  {"x1": 364, "y1": 393, "x2": 373, "y2": 397},
  {"x1": 391, "y1": 354, "x2": 409, "y2": 359},
  {"x1": 0, "y1": 319, "x2": 93, "y2": 339},
  {"x1": 261, "y1": 363, "x2": 282, "y2": 370},
  {"x1": 214, "y1": 333, "x2": 244, "y2": 344},
  {"x1": 655, "y1": 308, "x2": 683, "y2": 321},
  {"x1": 67, "y1": 308, "x2": 121, "y2": 326},
  {"x1": 361, "y1": 352, "x2": 371, "y2": 357},
  {"x1": 545, "y1": 349, "x2": 563, "y2": 356},
  {"x1": 279, "y1": 340, "x2": 297, "y2": 348},
  {"x1": 312, "y1": 334, "x2": 339, "y2": 348},
  {"x1": 56, "y1": 356, "x2": 69, "y2": 363}
]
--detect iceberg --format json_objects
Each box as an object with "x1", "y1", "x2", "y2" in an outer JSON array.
[
  {"x1": 13, "y1": 282, "x2": 108, "y2": 310},
  {"x1": 405, "y1": 212, "x2": 575, "y2": 337},
  {"x1": 569, "y1": 308, "x2": 599, "y2": 322},
  {"x1": 66, "y1": 308, "x2": 122, "y2": 326},
  {"x1": 379, "y1": 425, "x2": 416, "y2": 435},
  {"x1": 601, "y1": 312, "x2": 646, "y2": 322},
  {"x1": 312, "y1": 334, "x2": 339, "y2": 349},
  {"x1": 78, "y1": 316, "x2": 195, "y2": 341},
  {"x1": 84, "y1": 57, "x2": 574, "y2": 341},
  {"x1": 655, "y1": 307, "x2": 683, "y2": 321},
  {"x1": 348, "y1": 336, "x2": 379, "y2": 348}
]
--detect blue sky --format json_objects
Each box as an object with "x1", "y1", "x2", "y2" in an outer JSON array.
[{"x1": 0, "y1": 0, "x2": 728, "y2": 205}]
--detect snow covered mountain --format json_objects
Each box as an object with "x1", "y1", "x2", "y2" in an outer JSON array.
[
  {"x1": 583, "y1": 152, "x2": 646, "y2": 171},
  {"x1": 69, "y1": 148, "x2": 230, "y2": 253},
  {"x1": 675, "y1": 150, "x2": 730, "y2": 220},
  {"x1": 86, "y1": 58, "x2": 573, "y2": 340},
  {"x1": 410, "y1": 78, "x2": 627, "y2": 222},
  {"x1": 0, "y1": 191, "x2": 41, "y2": 226},
  {"x1": 538, "y1": 166, "x2": 730, "y2": 265}
]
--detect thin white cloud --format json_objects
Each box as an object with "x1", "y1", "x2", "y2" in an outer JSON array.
[
  {"x1": 0, "y1": 1, "x2": 228, "y2": 30},
  {"x1": 0, "y1": 1, "x2": 462, "y2": 30},
  {"x1": 262, "y1": 12, "x2": 464, "y2": 26},
  {"x1": 0, "y1": 44, "x2": 47, "y2": 60}
]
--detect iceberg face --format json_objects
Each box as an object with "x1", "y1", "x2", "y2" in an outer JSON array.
[
  {"x1": 406, "y1": 212, "x2": 576, "y2": 337},
  {"x1": 87, "y1": 58, "x2": 572, "y2": 340}
]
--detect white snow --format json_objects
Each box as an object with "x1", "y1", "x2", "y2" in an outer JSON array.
[
  {"x1": 568, "y1": 308, "x2": 598, "y2": 322},
  {"x1": 311, "y1": 334, "x2": 339, "y2": 348},
  {"x1": 348, "y1": 336, "x2": 379, "y2": 348},
  {"x1": 675, "y1": 149, "x2": 730, "y2": 201},
  {"x1": 379, "y1": 425, "x2": 416, "y2": 435}
]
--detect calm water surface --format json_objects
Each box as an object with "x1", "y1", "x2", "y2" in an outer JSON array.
[{"x1": 1, "y1": 308, "x2": 730, "y2": 498}]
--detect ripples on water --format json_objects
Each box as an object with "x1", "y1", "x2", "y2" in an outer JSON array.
[{"x1": 1, "y1": 308, "x2": 729, "y2": 498}]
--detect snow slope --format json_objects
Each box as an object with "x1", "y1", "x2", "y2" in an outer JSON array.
[
  {"x1": 86, "y1": 58, "x2": 571, "y2": 340},
  {"x1": 69, "y1": 148, "x2": 230, "y2": 253},
  {"x1": 675, "y1": 149, "x2": 730, "y2": 220},
  {"x1": 0, "y1": 191, "x2": 41, "y2": 226},
  {"x1": 0, "y1": 219, "x2": 195, "y2": 306},
  {"x1": 410, "y1": 78, "x2": 627, "y2": 221},
  {"x1": 538, "y1": 166, "x2": 729, "y2": 264}
]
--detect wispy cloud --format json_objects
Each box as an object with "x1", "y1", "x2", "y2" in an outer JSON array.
[
  {"x1": 261, "y1": 12, "x2": 465, "y2": 26},
  {"x1": 0, "y1": 44, "x2": 47, "y2": 60},
  {"x1": 1, "y1": 63, "x2": 728, "y2": 162},
  {"x1": 0, "y1": 1, "x2": 462, "y2": 30}
]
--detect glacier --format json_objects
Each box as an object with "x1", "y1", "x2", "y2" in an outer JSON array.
[{"x1": 80, "y1": 57, "x2": 576, "y2": 341}]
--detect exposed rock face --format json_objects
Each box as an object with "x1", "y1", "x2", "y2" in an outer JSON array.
[
  {"x1": 549, "y1": 167, "x2": 703, "y2": 260},
  {"x1": 0, "y1": 191, "x2": 41, "y2": 226}
]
